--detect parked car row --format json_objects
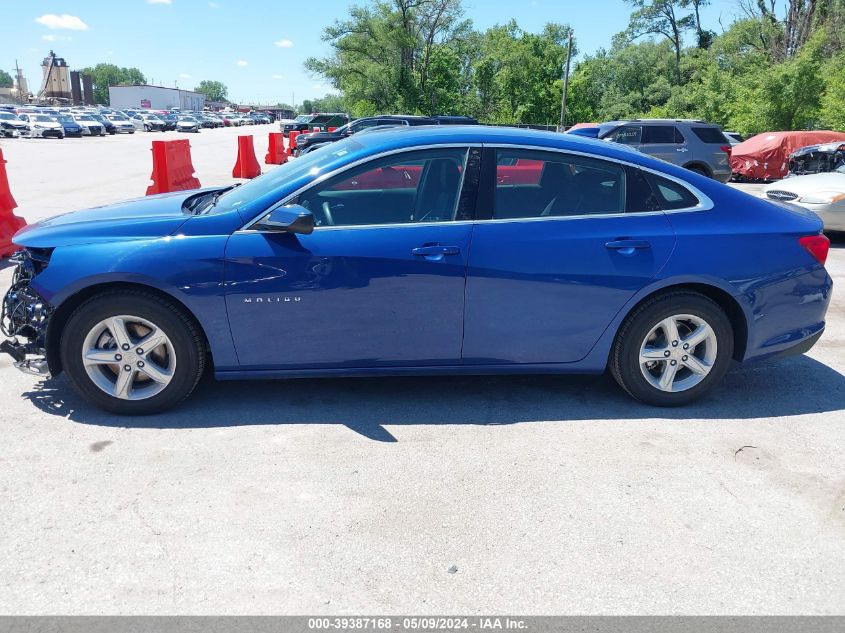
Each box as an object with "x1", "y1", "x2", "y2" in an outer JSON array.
[
  {"x1": 0, "y1": 104, "x2": 275, "y2": 139},
  {"x1": 289, "y1": 114, "x2": 480, "y2": 156}
]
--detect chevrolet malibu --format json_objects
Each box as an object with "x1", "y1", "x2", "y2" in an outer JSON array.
[{"x1": 1, "y1": 127, "x2": 833, "y2": 414}]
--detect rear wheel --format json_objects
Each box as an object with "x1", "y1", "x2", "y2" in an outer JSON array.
[
  {"x1": 686, "y1": 164, "x2": 710, "y2": 178},
  {"x1": 610, "y1": 291, "x2": 733, "y2": 407},
  {"x1": 61, "y1": 291, "x2": 205, "y2": 414}
]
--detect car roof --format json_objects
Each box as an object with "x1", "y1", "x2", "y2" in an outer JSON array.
[
  {"x1": 352, "y1": 124, "x2": 651, "y2": 163},
  {"x1": 603, "y1": 119, "x2": 718, "y2": 126}
]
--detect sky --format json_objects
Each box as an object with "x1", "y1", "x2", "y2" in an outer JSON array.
[{"x1": 3, "y1": 0, "x2": 749, "y2": 106}]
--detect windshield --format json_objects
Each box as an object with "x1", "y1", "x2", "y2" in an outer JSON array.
[
  {"x1": 108, "y1": 115, "x2": 128, "y2": 121},
  {"x1": 294, "y1": 115, "x2": 313, "y2": 123},
  {"x1": 57, "y1": 115, "x2": 74, "y2": 122},
  {"x1": 0, "y1": 113, "x2": 20, "y2": 120},
  {"x1": 212, "y1": 138, "x2": 364, "y2": 214},
  {"x1": 76, "y1": 115, "x2": 95, "y2": 121},
  {"x1": 33, "y1": 115, "x2": 53, "y2": 122}
]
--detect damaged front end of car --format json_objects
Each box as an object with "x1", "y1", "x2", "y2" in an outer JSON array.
[{"x1": 1, "y1": 248, "x2": 54, "y2": 377}]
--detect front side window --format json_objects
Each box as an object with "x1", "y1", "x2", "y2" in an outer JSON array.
[
  {"x1": 295, "y1": 148, "x2": 468, "y2": 227},
  {"x1": 494, "y1": 150, "x2": 625, "y2": 219},
  {"x1": 605, "y1": 125, "x2": 642, "y2": 145}
]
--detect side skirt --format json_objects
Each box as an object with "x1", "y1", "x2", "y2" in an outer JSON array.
[{"x1": 215, "y1": 363, "x2": 607, "y2": 381}]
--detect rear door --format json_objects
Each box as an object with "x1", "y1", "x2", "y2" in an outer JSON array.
[
  {"x1": 462, "y1": 147, "x2": 676, "y2": 364},
  {"x1": 641, "y1": 124, "x2": 686, "y2": 166}
]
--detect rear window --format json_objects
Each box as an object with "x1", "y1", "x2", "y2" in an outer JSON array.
[{"x1": 691, "y1": 126, "x2": 729, "y2": 144}]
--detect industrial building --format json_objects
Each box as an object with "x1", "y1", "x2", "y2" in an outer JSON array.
[{"x1": 108, "y1": 85, "x2": 205, "y2": 111}]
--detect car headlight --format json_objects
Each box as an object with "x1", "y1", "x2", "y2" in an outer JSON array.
[
  {"x1": 799, "y1": 192, "x2": 845, "y2": 204},
  {"x1": 34, "y1": 124, "x2": 44, "y2": 129}
]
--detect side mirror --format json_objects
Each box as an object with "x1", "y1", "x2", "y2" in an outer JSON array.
[{"x1": 254, "y1": 204, "x2": 314, "y2": 235}]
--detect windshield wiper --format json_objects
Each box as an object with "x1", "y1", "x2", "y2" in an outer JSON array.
[{"x1": 199, "y1": 183, "x2": 241, "y2": 214}]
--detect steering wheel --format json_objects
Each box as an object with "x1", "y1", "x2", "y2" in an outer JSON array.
[{"x1": 321, "y1": 201, "x2": 335, "y2": 226}]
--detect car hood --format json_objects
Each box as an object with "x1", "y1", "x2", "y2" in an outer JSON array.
[
  {"x1": 767, "y1": 172, "x2": 845, "y2": 195},
  {"x1": 12, "y1": 189, "x2": 215, "y2": 249}
]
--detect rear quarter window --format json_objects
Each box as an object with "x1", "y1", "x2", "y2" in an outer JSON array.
[
  {"x1": 691, "y1": 127, "x2": 729, "y2": 144},
  {"x1": 648, "y1": 173, "x2": 701, "y2": 210}
]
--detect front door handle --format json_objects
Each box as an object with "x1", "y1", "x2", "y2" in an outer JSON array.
[
  {"x1": 412, "y1": 245, "x2": 461, "y2": 262},
  {"x1": 605, "y1": 239, "x2": 651, "y2": 255}
]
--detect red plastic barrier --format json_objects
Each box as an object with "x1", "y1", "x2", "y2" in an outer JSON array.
[
  {"x1": 232, "y1": 135, "x2": 261, "y2": 178},
  {"x1": 496, "y1": 159, "x2": 545, "y2": 185},
  {"x1": 0, "y1": 148, "x2": 26, "y2": 257},
  {"x1": 265, "y1": 132, "x2": 288, "y2": 165},
  {"x1": 288, "y1": 130, "x2": 300, "y2": 156},
  {"x1": 145, "y1": 140, "x2": 201, "y2": 195}
]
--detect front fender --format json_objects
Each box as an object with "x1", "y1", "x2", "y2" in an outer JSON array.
[{"x1": 31, "y1": 235, "x2": 238, "y2": 368}]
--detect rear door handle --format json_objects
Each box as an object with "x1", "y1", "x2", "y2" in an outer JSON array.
[
  {"x1": 412, "y1": 245, "x2": 461, "y2": 261},
  {"x1": 605, "y1": 239, "x2": 651, "y2": 255}
]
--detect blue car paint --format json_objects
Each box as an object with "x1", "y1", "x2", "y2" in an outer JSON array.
[{"x1": 11, "y1": 126, "x2": 832, "y2": 380}]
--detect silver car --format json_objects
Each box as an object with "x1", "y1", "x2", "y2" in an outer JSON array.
[
  {"x1": 600, "y1": 119, "x2": 733, "y2": 182},
  {"x1": 763, "y1": 171, "x2": 845, "y2": 231}
]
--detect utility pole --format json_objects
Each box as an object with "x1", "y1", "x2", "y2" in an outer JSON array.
[{"x1": 558, "y1": 28, "x2": 574, "y2": 132}]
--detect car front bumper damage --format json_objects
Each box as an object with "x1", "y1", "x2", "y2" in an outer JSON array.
[{"x1": 1, "y1": 250, "x2": 53, "y2": 377}]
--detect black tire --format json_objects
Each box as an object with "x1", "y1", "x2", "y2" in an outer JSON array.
[
  {"x1": 686, "y1": 164, "x2": 710, "y2": 178},
  {"x1": 60, "y1": 290, "x2": 206, "y2": 415},
  {"x1": 610, "y1": 291, "x2": 734, "y2": 407}
]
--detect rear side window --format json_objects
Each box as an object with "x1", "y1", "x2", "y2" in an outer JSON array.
[
  {"x1": 691, "y1": 126, "x2": 729, "y2": 144},
  {"x1": 642, "y1": 125, "x2": 682, "y2": 144},
  {"x1": 625, "y1": 167, "x2": 662, "y2": 213},
  {"x1": 493, "y1": 149, "x2": 625, "y2": 218},
  {"x1": 648, "y1": 173, "x2": 700, "y2": 210}
]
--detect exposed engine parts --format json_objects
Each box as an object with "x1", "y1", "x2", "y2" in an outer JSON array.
[{"x1": 1, "y1": 250, "x2": 53, "y2": 377}]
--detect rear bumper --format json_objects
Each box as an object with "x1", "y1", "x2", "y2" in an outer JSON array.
[
  {"x1": 761, "y1": 327, "x2": 824, "y2": 362},
  {"x1": 742, "y1": 267, "x2": 832, "y2": 362}
]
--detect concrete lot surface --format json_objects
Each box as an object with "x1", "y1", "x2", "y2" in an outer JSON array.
[{"x1": 0, "y1": 129, "x2": 843, "y2": 614}]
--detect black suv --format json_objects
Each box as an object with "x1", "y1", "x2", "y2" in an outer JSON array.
[{"x1": 293, "y1": 114, "x2": 440, "y2": 156}]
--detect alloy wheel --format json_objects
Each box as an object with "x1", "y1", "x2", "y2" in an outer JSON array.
[
  {"x1": 81, "y1": 315, "x2": 176, "y2": 400},
  {"x1": 639, "y1": 314, "x2": 717, "y2": 393}
]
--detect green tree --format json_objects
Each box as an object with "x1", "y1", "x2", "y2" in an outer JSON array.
[
  {"x1": 0, "y1": 70, "x2": 12, "y2": 88},
  {"x1": 194, "y1": 80, "x2": 228, "y2": 102},
  {"x1": 305, "y1": 0, "x2": 470, "y2": 114},
  {"x1": 819, "y1": 51, "x2": 845, "y2": 129},
  {"x1": 79, "y1": 63, "x2": 146, "y2": 105},
  {"x1": 624, "y1": 0, "x2": 693, "y2": 83}
]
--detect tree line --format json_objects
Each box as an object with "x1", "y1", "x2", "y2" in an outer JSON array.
[{"x1": 304, "y1": 0, "x2": 845, "y2": 135}]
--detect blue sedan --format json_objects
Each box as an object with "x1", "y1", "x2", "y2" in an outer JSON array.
[{"x1": 2, "y1": 126, "x2": 833, "y2": 414}]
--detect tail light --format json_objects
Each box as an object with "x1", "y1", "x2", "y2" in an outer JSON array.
[
  {"x1": 799, "y1": 235, "x2": 830, "y2": 266},
  {"x1": 720, "y1": 145, "x2": 732, "y2": 156}
]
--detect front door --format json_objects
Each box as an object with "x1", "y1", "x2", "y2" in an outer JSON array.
[
  {"x1": 224, "y1": 146, "x2": 477, "y2": 369},
  {"x1": 463, "y1": 147, "x2": 677, "y2": 364}
]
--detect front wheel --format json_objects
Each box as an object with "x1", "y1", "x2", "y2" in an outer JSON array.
[
  {"x1": 610, "y1": 291, "x2": 733, "y2": 407},
  {"x1": 61, "y1": 291, "x2": 206, "y2": 414}
]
